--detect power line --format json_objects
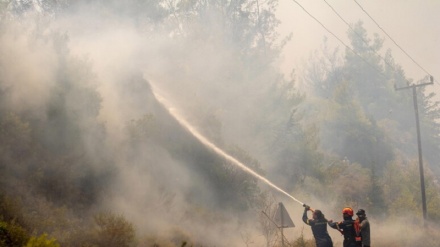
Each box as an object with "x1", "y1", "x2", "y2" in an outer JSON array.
[
  {"x1": 288, "y1": 0, "x2": 437, "y2": 88},
  {"x1": 322, "y1": 0, "x2": 400, "y2": 77},
  {"x1": 289, "y1": 0, "x2": 388, "y2": 79},
  {"x1": 353, "y1": 0, "x2": 436, "y2": 85}
]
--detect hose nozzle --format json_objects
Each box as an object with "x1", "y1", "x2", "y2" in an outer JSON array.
[{"x1": 303, "y1": 204, "x2": 314, "y2": 212}]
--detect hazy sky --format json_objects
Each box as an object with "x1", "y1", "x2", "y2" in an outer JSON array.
[{"x1": 277, "y1": 0, "x2": 440, "y2": 93}]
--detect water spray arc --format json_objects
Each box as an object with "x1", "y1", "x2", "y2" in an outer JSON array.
[{"x1": 148, "y1": 80, "x2": 305, "y2": 206}]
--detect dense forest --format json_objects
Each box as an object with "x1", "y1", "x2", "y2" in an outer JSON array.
[{"x1": 0, "y1": 0, "x2": 439, "y2": 246}]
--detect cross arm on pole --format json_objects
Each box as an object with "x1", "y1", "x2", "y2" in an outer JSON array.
[{"x1": 395, "y1": 75, "x2": 434, "y2": 91}]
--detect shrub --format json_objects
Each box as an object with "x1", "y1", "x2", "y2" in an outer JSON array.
[
  {"x1": 0, "y1": 220, "x2": 29, "y2": 247},
  {"x1": 92, "y1": 212, "x2": 135, "y2": 247},
  {"x1": 25, "y1": 233, "x2": 60, "y2": 247}
]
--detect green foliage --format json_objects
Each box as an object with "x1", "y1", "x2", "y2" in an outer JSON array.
[
  {"x1": 1, "y1": 1, "x2": 439, "y2": 247},
  {"x1": 263, "y1": 79, "x2": 314, "y2": 189},
  {"x1": 25, "y1": 234, "x2": 60, "y2": 247},
  {"x1": 40, "y1": 46, "x2": 102, "y2": 155},
  {"x1": 325, "y1": 160, "x2": 372, "y2": 207},
  {"x1": 368, "y1": 164, "x2": 387, "y2": 215},
  {"x1": 0, "y1": 220, "x2": 29, "y2": 247},
  {"x1": 319, "y1": 79, "x2": 394, "y2": 172},
  {"x1": 0, "y1": 112, "x2": 32, "y2": 156},
  {"x1": 218, "y1": 145, "x2": 263, "y2": 211},
  {"x1": 0, "y1": 1, "x2": 10, "y2": 17},
  {"x1": 92, "y1": 212, "x2": 135, "y2": 247},
  {"x1": 173, "y1": 0, "x2": 281, "y2": 56},
  {"x1": 0, "y1": 194, "x2": 24, "y2": 227},
  {"x1": 418, "y1": 85, "x2": 440, "y2": 175},
  {"x1": 382, "y1": 160, "x2": 419, "y2": 218},
  {"x1": 382, "y1": 158, "x2": 440, "y2": 222}
]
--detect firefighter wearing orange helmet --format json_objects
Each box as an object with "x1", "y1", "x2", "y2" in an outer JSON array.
[{"x1": 328, "y1": 207, "x2": 358, "y2": 247}]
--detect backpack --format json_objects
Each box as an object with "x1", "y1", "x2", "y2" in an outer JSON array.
[{"x1": 354, "y1": 218, "x2": 362, "y2": 243}]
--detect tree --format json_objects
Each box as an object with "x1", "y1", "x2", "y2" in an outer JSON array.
[
  {"x1": 316, "y1": 78, "x2": 393, "y2": 172},
  {"x1": 92, "y1": 212, "x2": 135, "y2": 247},
  {"x1": 416, "y1": 82, "x2": 440, "y2": 175}
]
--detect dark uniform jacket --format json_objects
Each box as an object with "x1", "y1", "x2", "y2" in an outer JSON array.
[
  {"x1": 303, "y1": 210, "x2": 333, "y2": 247},
  {"x1": 328, "y1": 217, "x2": 357, "y2": 247}
]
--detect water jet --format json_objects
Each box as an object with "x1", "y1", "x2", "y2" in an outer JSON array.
[{"x1": 148, "y1": 79, "x2": 305, "y2": 206}]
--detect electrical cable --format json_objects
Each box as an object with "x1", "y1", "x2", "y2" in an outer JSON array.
[
  {"x1": 353, "y1": 0, "x2": 437, "y2": 86},
  {"x1": 322, "y1": 0, "x2": 399, "y2": 76},
  {"x1": 289, "y1": 0, "x2": 388, "y2": 79},
  {"x1": 323, "y1": 0, "x2": 437, "y2": 87},
  {"x1": 289, "y1": 0, "x2": 436, "y2": 87}
]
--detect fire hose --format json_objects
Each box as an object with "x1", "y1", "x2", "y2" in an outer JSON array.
[{"x1": 302, "y1": 203, "x2": 344, "y2": 235}]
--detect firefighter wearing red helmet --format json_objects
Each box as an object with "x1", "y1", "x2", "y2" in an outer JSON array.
[{"x1": 328, "y1": 207, "x2": 358, "y2": 247}]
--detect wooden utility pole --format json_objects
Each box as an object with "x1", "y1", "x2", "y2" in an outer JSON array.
[{"x1": 395, "y1": 76, "x2": 433, "y2": 226}]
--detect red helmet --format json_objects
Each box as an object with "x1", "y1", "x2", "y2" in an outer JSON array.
[{"x1": 342, "y1": 207, "x2": 354, "y2": 216}]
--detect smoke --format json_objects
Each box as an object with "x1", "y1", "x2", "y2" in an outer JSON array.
[
  {"x1": 3, "y1": 1, "x2": 439, "y2": 246},
  {"x1": 0, "y1": 1, "x2": 292, "y2": 245},
  {"x1": 0, "y1": 20, "x2": 56, "y2": 116}
]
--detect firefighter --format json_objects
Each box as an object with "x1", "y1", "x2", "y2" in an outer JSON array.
[
  {"x1": 356, "y1": 209, "x2": 370, "y2": 247},
  {"x1": 303, "y1": 205, "x2": 333, "y2": 247},
  {"x1": 328, "y1": 207, "x2": 357, "y2": 247}
]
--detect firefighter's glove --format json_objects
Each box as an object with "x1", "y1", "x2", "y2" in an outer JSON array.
[{"x1": 303, "y1": 204, "x2": 311, "y2": 211}]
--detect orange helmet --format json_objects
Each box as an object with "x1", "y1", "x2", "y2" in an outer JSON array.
[{"x1": 342, "y1": 207, "x2": 354, "y2": 216}]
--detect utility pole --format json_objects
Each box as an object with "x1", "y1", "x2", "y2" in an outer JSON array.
[{"x1": 395, "y1": 75, "x2": 433, "y2": 226}]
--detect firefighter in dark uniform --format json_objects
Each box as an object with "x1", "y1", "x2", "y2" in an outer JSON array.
[
  {"x1": 328, "y1": 207, "x2": 357, "y2": 247},
  {"x1": 356, "y1": 209, "x2": 370, "y2": 247},
  {"x1": 303, "y1": 205, "x2": 333, "y2": 247}
]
